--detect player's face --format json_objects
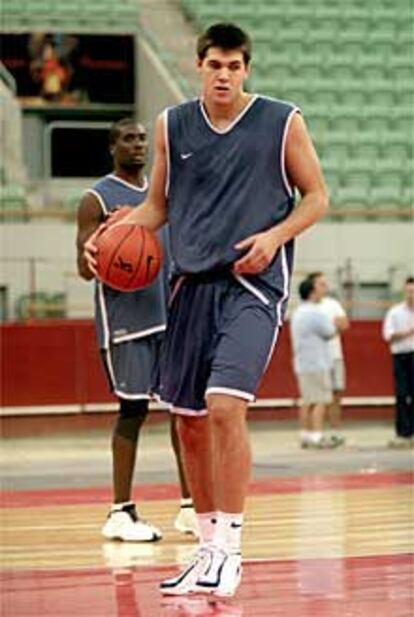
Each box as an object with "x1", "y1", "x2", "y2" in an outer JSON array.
[
  {"x1": 113, "y1": 124, "x2": 148, "y2": 169},
  {"x1": 197, "y1": 47, "x2": 250, "y2": 106},
  {"x1": 314, "y1": 275, "x2": 329, "y2": 299},
  {"x1": 404, "y1": 282, "x2": 414, "y2": 307}
]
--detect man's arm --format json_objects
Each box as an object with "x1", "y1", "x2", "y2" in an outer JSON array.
[
  {"x1": 333, "y1": 300, "x2": 349, "y2": 332},
  {"x1": 115, "y1": 114, "x2": 168, "y2": 230},
  {"x1": 83, "y1": 114, "x2": 168, "y2": 274},
  {"x1": 76, "y1": 193, "x2": 104, "y2": 280},
  {"x1": 383, "y1": 310, "x2": 414, "y2": 343},
  {"x1": 315, "y1": 312, "x2": 337, "y2": 340},
  {"x1": 234, "y1": 113, "x2": 329, "y2": 274}
]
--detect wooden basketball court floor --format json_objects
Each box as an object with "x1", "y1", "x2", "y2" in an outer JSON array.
[{"x1": 1, "y1": 418, "x2": 413, "y2": 616}]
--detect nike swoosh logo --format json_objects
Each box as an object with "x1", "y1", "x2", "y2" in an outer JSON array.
[{"x1": 180, "y1": 152, "x2": 193, "y2": 160}]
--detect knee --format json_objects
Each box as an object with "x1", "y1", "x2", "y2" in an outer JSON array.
[
  {"x1": 178, "y1": 415, "x2": 208, "y2": 453},
  {"x1": 114, "y1": 399, "x2": 149, "y2": 442},
  {"x1": 208, "y1": 395, "x2": 247, "y2": 435}
]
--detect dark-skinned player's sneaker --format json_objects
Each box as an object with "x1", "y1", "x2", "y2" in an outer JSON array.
[
  {"x1": 174, "y1": 505, "x2": 199, "y2": 537},
  {"x1": 102, "y1": 503, "x2": 162, "y2": 542}
]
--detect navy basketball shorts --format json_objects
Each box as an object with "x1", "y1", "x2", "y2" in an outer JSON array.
[
  {"x1": 101, "y1": 334, "x2": 162, "y2": 401},
  {"x1": 158, "y1": 273, "x2": 281, "y2": 416}
]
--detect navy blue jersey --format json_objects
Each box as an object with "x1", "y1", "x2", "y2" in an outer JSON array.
[
  {"x1": 165, "y1": 95, "x2": 299, "y2": 323},
  {"x1": 87, "y1": 174, "x2": 167, "y2": 349}
]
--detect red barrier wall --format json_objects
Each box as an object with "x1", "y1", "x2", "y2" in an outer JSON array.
[{"x1": 1, "y1": 319, "x2": 394, "y2": 407}]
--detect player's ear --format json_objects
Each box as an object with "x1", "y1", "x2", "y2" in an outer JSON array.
[{"x1": 244, "y1": 60, "x2": 251, "y2": 79}]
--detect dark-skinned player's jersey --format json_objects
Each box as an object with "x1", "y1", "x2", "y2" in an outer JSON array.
[
  {"x1": 165, "y1": 95, "x2": 300, "y2": 324},
  {"x1": 86, "y1": 174, "x2": 167, "y2": 349}
]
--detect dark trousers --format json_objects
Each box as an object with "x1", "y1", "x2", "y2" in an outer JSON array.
[{"x1": 392, "y1": 352, "x2": 414, "y2": 438}]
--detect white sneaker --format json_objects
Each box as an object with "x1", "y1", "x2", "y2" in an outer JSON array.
[
  {"x1": 195, "y1": 548, "x2": 242, "y2": 597},
  {"x1": 159, "y1": 545, "x2": 212, "y2": 595},
  {"x1": 102, "y1": 503, "x2": 162, "y2": 542},
  {"x1": 174, "y1": 506, "x2": 199, "y2": 538}
]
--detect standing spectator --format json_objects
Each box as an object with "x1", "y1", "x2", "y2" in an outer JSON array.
[
  {"x1": 383, "y1": 277, "x2": 414, "y2": 448},
  {"x1": 291, "y1": 277, "x2": 342, "y2": 449},
  {"x1": 308, "y1": 272, "x2": 349, "y2": 446}
]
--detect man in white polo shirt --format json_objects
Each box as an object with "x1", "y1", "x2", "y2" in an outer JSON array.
[
  {"x1": 308, "y1": 272, "x2": 349, "y2": 447},
  {"x1": 383, "y1": 277, "x2": 414, "y2": 448}
]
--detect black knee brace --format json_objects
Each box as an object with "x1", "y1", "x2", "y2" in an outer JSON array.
[{"x1": 114, "y1": 399, "x2": 149, "y2": 442}]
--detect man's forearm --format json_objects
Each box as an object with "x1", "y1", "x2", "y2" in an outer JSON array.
[
  {"x1": 388, "y1": 329, "x2": 414, "y2": 343},
  {"x1": 123, "y1": 201, "x2": 167, "y2": 231},
  {"x1": 270, "y1": 190, "x2": 329, "y2": 244}
]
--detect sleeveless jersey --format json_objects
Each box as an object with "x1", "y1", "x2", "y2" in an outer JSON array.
[
  {"x1": 165, "y1": 95, "x2": 299, "y2": 322},
  {"x1": 86, "y1": 174, "x2": 167, "y2": 349}
]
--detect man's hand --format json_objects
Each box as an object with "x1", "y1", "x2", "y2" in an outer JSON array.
[
  {"x1": 83, "y1": 224, "x2": 106, "y2": 277},
  {"x1": 82, "y1": 208, "x2": 131, "y2": 277},
  {"x1": 233, "y1": 228, "x2": 284, "y2": 275}
]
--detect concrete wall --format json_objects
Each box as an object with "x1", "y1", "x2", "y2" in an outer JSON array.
[
  {"x1": 135, "y1": 35, "x2": 185, "y2": 146},
  {"x1": 1, "y1": 221, "x2": 412, "y2": 320}
]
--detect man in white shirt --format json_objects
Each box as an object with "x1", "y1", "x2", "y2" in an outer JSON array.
[
  {"x1": 383, "y1": 277, "x2": 414, "y2": 448},
  {"x1": 308, "y1": 272, "x2": 349, "y2": 447},
  {"x1": 291, "y1": 277, "x2": 345, "y2": 449}
]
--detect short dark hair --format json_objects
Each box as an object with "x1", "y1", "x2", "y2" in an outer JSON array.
[
  {"x1": 405, "y1": 276, "x2": 414, "y2": 285},
  {"x1": 299, "y1": 278, "x2": 315, "y2": 301},
  {"x1": 307, "y1": 271, "x2": 324, "y2": 285},
  {"x1": 197, "y1": 23, "x2": 252, "y2": 65},
  {"x1": 109, "y1": 118, "x2": 139, "y2": 146}
]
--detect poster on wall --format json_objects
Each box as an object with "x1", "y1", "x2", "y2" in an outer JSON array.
[{"x1": 1, "y1": 33, "x2": 135, "y2": 105}]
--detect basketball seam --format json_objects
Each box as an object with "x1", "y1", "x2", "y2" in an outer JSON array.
[
  {"x1": 103, "y1": 225, "x2": 136, "y2": 285},
  {"x1": 128, "y1": 225, "x2": 146, "y2": 288}
]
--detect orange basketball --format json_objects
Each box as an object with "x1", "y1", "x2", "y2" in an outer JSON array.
[{"x1": 95, "y1": 223, "x2": 162, "y2": 291}]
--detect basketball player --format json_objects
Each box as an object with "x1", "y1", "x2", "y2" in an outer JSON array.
[
  {"x1": 85, "y1": 23, "x2": 329, "y2": 595},
  {"x1": 77, "y1": 118, "x2": 197, "y2": 542}
]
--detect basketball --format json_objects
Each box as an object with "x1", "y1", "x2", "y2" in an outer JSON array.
[{"x1": 95, "y1": 222, "x2": 162, "y2": 291}]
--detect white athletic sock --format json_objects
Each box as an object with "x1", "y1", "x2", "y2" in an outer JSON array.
[
  {"x1": 300, "y1": 430, "x2": 312, "y2": 443},
  {"x1": 196, "y1": 512, "x2": 217, "y2": 544},
  {"x1": 111, "y1": 501, "x2": 134, "y2": 512},
  {"x1": 180, "y1": 497, "x2": 194, "y2": 508},
  {"x1": 213, "y1": 511, "x2": 243, "y2": 553}
]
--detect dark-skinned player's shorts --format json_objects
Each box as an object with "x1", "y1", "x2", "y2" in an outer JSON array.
[
  {"x1": 100, "y1": 334, "x2": 163, "y2": 401},
  {"x1": 158, "y1": 272, "x2": 282, "y2": 416}
]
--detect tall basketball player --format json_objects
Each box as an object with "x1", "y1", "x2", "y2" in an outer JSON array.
[
  {"x1": 85, "y1": 23, "x2": 329, "y2": 595},
  {"x1": 77, "y1": 118, "x2": 197, "y2": 542}
]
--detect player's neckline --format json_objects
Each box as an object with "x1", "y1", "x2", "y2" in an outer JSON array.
[
  {"x1": 199, "y1": 95, "x2": 258, "y2": 135},
  {"x1": 107, "y1": 173, "x2": 149, "y2": 192}
]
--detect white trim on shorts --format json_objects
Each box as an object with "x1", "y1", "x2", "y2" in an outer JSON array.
[
  {"x1": 112, "y1": 324, "x2": 166, "y2": 344},
  {"x1": 205, "y1": 387, "x2": 255, "y2": 402},
  {"x1": 98, "y1": 281, "x2": 111, "y2": 350},
  {"x1": 233, "y1": 274, "x2": 270, "y2": 305},
  {"x1": 170, "y1": 406, "x2": 208, "y2": 417},
  {"x1": 276, "y1": 245, "x2": 290, "y2": 327},
  {"x1": 169, "y1": 275, "x2": 185, "y2": 306},
  {"x1": 264, "y1": 327, "x2": 280, "y2": 373},
  {"x1": 114, "y1": 390, "x2": 151, "y2": 400},
  {"x1": 103, "y1": 347, "x2": 117, "y2": 390}
]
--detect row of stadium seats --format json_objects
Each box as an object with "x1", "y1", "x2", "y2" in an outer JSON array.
[
  {"x1": 15, "y1": 292, "x2": 67, "y2": 320},
  {"x1": 180, "y1": 0, "x2": 413, "y2": 219},
  {"x1": 2, "y1": 0, "x2": 139, "y2": 31}
]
